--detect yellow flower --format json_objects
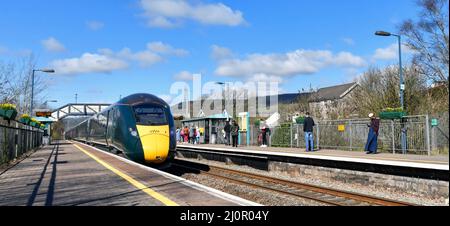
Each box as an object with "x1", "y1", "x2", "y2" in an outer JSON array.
[{"x1": 0, "y1": 103, "x2": 16, "y2": 110}]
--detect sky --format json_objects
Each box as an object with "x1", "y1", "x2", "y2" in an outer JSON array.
[{"x1": 0, "y1": 0, "x2": 420, "y2": 108}]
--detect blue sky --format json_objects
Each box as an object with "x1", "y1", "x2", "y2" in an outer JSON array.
[{"x1": 1, "y1": 0, "x2": 420, "y2": 108}]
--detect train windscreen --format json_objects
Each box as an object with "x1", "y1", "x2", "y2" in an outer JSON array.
[{"x1": 133, "y1": 105, "x2": 168, "y2": 126}]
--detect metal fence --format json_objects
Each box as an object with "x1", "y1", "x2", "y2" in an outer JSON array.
[
  {"x1": 0, "y1": 118, "x2": 44, "y2": 165},
  {"x1": 245, "y1": 114, "x2": 448, "y2": 156},
  {"x1": 430, "y1": 112, "x2": 449, "y2": 155}
]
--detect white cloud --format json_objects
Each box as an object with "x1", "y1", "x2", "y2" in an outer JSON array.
[
  {"x1": 174, "y1": 71, "x2": 194, "y2": 81},
  {"x1": 342, "y1": 38, "x2": 355, "y2": 46},
  {"x1": 117, "y1": 48, "x2": 163, "y2": 67},
  {"x1": 373, "y1": 43, "x2": 414, "y2": 60},
  {"x1": 139, "y1": 0, "x2": 246, "y2": 28},
  {"x1": 50, "y1": 53, "x2": 128, "y2": 75},
  {"x1": 147, "y1": 42, "x2": 189, "y2": 56},
  {"x1": 86, "y1": 21, "x2": 105, "y2": 31},
  {"x1": 41, "y1": 37, "x2": 66, "y2": 52},
  {"x1": 211, "y1": 45, "x2": 234, "y2": 61},
  {"x1": 215, "y1": 49, "x2": 367, "y2": 77},
  {"x1": 50, "y1": 41, "x2": 187, "y2": 75}
]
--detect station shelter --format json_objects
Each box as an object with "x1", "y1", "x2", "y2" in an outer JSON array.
[
  {"x1": 35, "y1": 117, "x2": 57, "y2": 145},
  {"x1": 181, "y1": 113, "x2": 229, "y2": 144}
]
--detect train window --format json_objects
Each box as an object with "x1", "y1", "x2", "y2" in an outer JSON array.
[{"x1": 134, "y1": 105, "x2": 168, "y2": 126}]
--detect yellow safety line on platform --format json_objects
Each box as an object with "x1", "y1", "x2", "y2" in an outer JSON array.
[{"x1": 73, "y1": 144, "x2": 179, "y2": 206}]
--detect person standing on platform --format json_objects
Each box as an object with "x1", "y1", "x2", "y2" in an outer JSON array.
[
  {"x1": 176, "y1": 127, "x2": 181, "y2": 144},
  {"x1": 224, "y1": 120, "x2": 231, "y2": 146},
  {"x1": 189, "y1": 125, "x2": 195, "y2": 144},
  {"x1": 261, "y1": 121, "x2": 269, "y2": 148},
  {"x1": 184, "y1": 126, "x2": 189, "y2": 143},
  {"x1": 196, "y1": 126, "x2": 201, "y2": 145},
  {"x1": 365, "y1": 113, "x2": 380, "y2": 154},
  {"x1": 303, "y1": 112, "x2": 315, "y2": 152},
  {"x1": 230, "y1": 120, "x2": 240, "y2": 148}
]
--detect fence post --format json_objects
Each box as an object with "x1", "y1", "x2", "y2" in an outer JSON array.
[
  {"x1": 296, "y1": 124, "x2": 299, "y2": 148},
  {"x1": 425, "y1": 115, "x2": 431, "y2": 156},
  {"x1": 316, "y1": 122, "x2": 320, "y2": 150},
  {"x1": 349, "y1": 120, "x2": 352, "y2": 151},
  {"x1": 269, "y1": 131, "x2": 272, "y2": 147},
  {"x1": 391, "y1": 120, "x2": 395, "y2": 154},
  {"x1": 290, "y1": 124, "x2": 293, "y2": 148}
]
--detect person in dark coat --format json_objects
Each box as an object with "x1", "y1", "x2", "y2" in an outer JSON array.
[
  {"x1": 230, "y1": 120, "x2": 240, "y2": 147},
  {"x1": 224, "y1": 121, "x2": 231, "y2": 146},
  {"x1": 303, "y1": 112, "x2": 315, "y2": 152},
  {"x1": 365, "y1": 113, "x2": 380, "y2": 154},
  {"x1": 261, "y1": 121, "x2": 270, "y2": 147}
]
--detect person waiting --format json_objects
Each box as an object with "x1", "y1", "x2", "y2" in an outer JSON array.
[
  {"x1": 224, "y1": 121, "x2": 231, "y2": 146},
  {"x1": 365, "y1": 113, "x2": 380, "y2": 154},
  {"x1": 303, "y1": 112, "x2": 315, "y2": 152},
  {"x1": 230, "y1": 120, "x2": 240, "y2": 148}
]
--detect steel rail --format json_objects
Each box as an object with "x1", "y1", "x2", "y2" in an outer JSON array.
[{"x1": 173, "y1": 159, "x2": 415, "y2": 206}]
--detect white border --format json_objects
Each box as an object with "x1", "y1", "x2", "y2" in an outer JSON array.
[
  {"x1": 178, "y1": 145, "x2": 449, "y2": 171},
  {"x1": 72, "y1": 141, "x2": 261, "y2": 206}
]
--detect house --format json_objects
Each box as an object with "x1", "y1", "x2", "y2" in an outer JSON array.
[{"x1": 308, "y1": 83, "x2": 359, "y2": 120}]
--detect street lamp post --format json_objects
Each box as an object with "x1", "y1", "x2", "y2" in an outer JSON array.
[
  {"x1": 43, "y1": 100, "x2": 58, "y2": 107},
  {"x1": 375, "y1": 31, "x2": 407, "y2": 154},
  {"x1": 30, "y1": 69, "x2": 55, "y2": 115}
]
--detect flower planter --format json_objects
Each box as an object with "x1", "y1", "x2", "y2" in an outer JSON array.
[
  {"x1": 30, "y1": 122, "x2": 37, "y2": 127},
  {"x1": 0, "y1": 109, "x2": 18, "y2": 120},
  {"x1": 379, "y1": 111, "x2": 406, "y2": 120},
  {"x1": 19, "y1": 118, "x2": 31, "y2": 125}
]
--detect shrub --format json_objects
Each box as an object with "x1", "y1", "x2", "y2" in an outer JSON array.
[
  {"x1": 20, "y1": 114, "x2": 31, "y2": 120},
  {"x1": 382, "y1": 107, "x2": 404, "y2": 112}
]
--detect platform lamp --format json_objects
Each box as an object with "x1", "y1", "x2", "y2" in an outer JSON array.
[
  {"x1": 30, "y1": 69, "x2": 55, "y2": 115},
  {"x1": 375, "y1": 30, "x2": 407, "y2": 154}
]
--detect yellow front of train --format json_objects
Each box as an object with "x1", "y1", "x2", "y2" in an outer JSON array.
[
  {"x1": 136, "y1": 125, "x2": 170, "y2": 164},
  {"x1": 132, "y1": 103, "x2": 174, "y2": 164}
]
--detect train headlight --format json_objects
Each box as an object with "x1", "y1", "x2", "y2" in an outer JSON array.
[{"x1": 130, "y1": 130, "x2": 138, "y2": 137}]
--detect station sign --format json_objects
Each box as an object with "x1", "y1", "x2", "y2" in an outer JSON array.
[
  {"x1": 34, "y1": 109, "x2": 53, "y2": 117},
  {"x1": 431, "y1": 119, "x2": 438, "y2": 127}
]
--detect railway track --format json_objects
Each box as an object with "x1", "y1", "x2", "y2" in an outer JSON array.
[{"x1": 170, "y1": 159, "x2": 415, "y2": 206}]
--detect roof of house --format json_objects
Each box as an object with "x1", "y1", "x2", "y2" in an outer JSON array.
[{"x1": 309, "y1": 83, "x2": 358, "y2": 102}]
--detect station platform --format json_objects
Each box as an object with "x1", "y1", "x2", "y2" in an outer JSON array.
[
  {"x1": 0, "y1": 141, "x2": 258, "y2": 206},
  {"x1": 176, "y1": 144, "x2": 449, "y2": 181}
]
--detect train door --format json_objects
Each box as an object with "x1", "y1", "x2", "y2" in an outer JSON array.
[
  {"x1": 105, "y1": 109, "x2": 110, "y2": 146},
  {"x1": 107, "y1": 108, "x2": 115, "y2": 146}
]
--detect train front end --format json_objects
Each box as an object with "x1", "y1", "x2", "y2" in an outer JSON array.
[{"x1": 132, "y1": 103, "x2": 176, "y2": 164}]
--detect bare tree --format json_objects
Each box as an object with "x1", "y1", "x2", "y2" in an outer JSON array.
[
  {"x1": 349, "y1": 65, "x2": 429, "y2": 116},
  {"x1": 400, "y1": 0, "x2": 449, "y2": 92},
  {"x1": 0, "y1": 55, "x2": 48, "y2": 115}
]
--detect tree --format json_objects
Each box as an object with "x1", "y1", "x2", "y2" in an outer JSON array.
[
  {"x1": 400, "y1": 0, "x2": 449, "y2": 92},
  {"x1": 0, "y1": 55, "x2": 48, "y2": 114},
  {"x1": 349, "y1": 65, "x2": 429, "y2": 116}
]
